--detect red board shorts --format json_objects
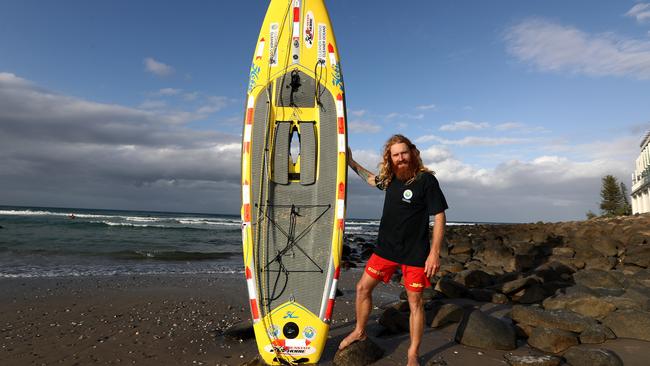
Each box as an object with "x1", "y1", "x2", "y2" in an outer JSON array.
[{"x1": 365, "y1": 253, "x2": 431, "y2": 292}]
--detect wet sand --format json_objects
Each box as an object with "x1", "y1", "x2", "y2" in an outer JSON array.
[{"x1": 1, "y1": 272, "x2": 648, "y2": 365}]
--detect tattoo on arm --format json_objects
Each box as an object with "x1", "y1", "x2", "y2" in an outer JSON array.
[{"x1": 351, "y1": 164, "x2": 372, "y2": 182}]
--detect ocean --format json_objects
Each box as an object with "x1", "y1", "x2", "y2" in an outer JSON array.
[{"x1": 0, "y1": 206, "x2": 383, "y2": 278}]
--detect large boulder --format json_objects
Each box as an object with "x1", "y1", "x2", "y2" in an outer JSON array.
[
  {"x1": 503, "y1": 353, "x2": 561, "y2": 366},
  {"x1": 573, "y1": 269, "x2": 626, "y2": 291},
  {"x1": 453, "y1": 269, "x2": 494, "y2": 288},
  {"x1": 511, "y1": 305, "x2": 596, "y2": 333},
  {"x1": 623, "y1": 246, "x2": 650, "y2": 268},
  {"x1": 455, "y1": 309, "x2": 516, "y2": 350},
  {"x1": 602, "y1": 309, "x2": 650, "y2": 342},
  {"x1": 579, "y1": 324, "x2": 615, "y2": 344},
  {"x1": 429, "y1": 303, "x2": 464, "y2": 328},
  {"x1": 435, "y1": 277, "x2": 468, "y2": 298},
  {"x1": 510, "y1": 283, "x2": 548, "y2": 304},
  {"x1": 542, "y1": 292, "x2": 615, "y2": 319},
  {"x1": 378, "y1": 307, "x2": 409, "y2": 334},
  {"x1": 563, "y1": 347, "x2": 624, "y2": 366},
  {"x1": 467, "y1": 288, "x2": 509, "y2": 304},
  {"x1": 333, "y1": 337, "x2": 384, "y2": 366},
  {"x1": 527, "y1": 327, "x2": 578, "y2": 354},
  {"x1": 492, "y1": 275, "x2": 541, "y2": 295}
]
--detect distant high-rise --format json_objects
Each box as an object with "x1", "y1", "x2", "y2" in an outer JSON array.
[{"x1": 632, "y1": 131, "x2": 650, "y2": 214}]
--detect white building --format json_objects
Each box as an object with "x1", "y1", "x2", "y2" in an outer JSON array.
[{"x1": 632, "y1": 131, "x2": 650, "y2": 214}]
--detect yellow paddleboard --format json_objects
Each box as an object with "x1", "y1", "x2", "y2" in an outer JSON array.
[{"x1": 240, "y1": 0, "x2": 348, "y2": 364}]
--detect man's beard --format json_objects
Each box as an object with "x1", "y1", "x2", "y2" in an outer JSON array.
[{"x1": 394, "y1": 161, "x2": 416, "y2": 181}]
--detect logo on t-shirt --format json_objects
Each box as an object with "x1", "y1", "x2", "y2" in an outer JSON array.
[{"x1": 402, "y1": 189, "x2": 413, "y2": 203}]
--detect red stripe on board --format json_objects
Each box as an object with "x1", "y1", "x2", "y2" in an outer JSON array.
[
  {"x1": 245, "y1": 108, "x2": 254, "y2": 125},
  {"x1": 250, "y1": 299, "x2": 260, "y2": 319},
  {"x1": 325, "y1": 299, "x2": 335, "y2": 320},
  {"x1": 338, "y1": 218, "x2": 344, "y2": 230},
  {"x1": 243, "y1": 142, "x2": 250, "y2": 154},
  {"x1": 245, "y1": 266, "x2": 252, "y2": 279},
  {"x1": 338, "y1": 182, "x2": 345, "y2": 199},
  {"x1": 334, "y1": 266, "x2": 341, "y2": 280},
  {"x1": 337, "y1": 117, "x2": 345, "y2": 134},
  {"x1": 328, "y1": 43, "x2": 334, "y2": 53},
  {"x1": 243, "y1": 204, "x2": 251, "y2": 222},
  {"x1": 293, "y1": 7, "x2": 300, "y2": 22},
  {"x1": 336, "y1": 93, "x2": 342, "y2": 101}
]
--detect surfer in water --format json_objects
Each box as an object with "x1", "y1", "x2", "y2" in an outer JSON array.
[{"x1": 341, "y1": 134, "x2": 448, "y2": 366}]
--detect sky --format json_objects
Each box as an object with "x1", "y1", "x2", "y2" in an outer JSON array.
[{"x1": 1, "y1": 0, "x2": 650, "y2": 223}]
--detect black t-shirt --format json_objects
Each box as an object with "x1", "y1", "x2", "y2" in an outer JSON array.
[{"x1": 374, "y1": 172, "x2": 448, "y2": 266}]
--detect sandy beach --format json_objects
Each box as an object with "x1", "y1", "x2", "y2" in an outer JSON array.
[{"x1": 2, "y1": 270, "x2": 648, "y2": 366}]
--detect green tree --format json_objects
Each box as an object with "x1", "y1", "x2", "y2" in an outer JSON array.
[
  {"x1": 618, "y1": 182, "x2": 632, "y2": 216},
  {"x1": 600, "y1": 175, "x2": 623, "y2": 216}
]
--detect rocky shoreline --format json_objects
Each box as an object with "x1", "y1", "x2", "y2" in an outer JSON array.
[{"x1": 334, "y1": 213, "x2": 650, "y2": 365}]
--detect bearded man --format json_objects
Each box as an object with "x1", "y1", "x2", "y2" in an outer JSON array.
[{"x1": 340, "y1": 134, "x2": 448, "y2": 366}]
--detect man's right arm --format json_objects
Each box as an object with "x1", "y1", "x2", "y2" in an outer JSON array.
[{"x1": 347, "y1": 148, "x2": 377, "y2": 187}]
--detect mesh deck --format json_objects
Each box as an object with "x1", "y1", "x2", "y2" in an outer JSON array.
[{"x1": 250, "y1": 76, "x2": 337, "y2": 315}]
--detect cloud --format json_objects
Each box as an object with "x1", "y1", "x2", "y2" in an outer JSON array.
[
  {"x1": 349, "y1": 110, "x2": 366, "y2": 117},
  {"x1": 495, "y1": 122, "x2": 524, "y2": 131},
  {"x1": 415, "y1": 134, "x2": 528, "y2": 146},
  {"x1": 386, "y1": 112, "x2": 424, "y2": 120},
  {"x1": 156, "y1": 88, "x2": 182, "y2": 96},
  {"x1": 505, "y1": 18, "x2": 650, "y2": 79},
  {"x1": 0, "y1": 72, "x2": 240, "y2": 213},
  {"x1": 144, "y1": 57, "x2": 174, "y2": 76},
  {"x1": 440, "y1": 121, "x2": 490, "y2": 131},
  {"x1": 348, "y1": 120, "x2": 382, "y2": 133},
  {"x1": 416, "y1": 104, "x2": 437, "y2": 111},
  {"x1": 415, "y1": 141, "x2": 635, "y2": 222},
  {"x1": 626, "y1": 3, "x2": 650, "y2": 23}
]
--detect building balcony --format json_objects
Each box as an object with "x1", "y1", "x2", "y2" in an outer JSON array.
[{"x1": 632, "y1": 174, "x2": 650, "y2": 194}]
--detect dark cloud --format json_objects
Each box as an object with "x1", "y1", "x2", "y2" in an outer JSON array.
[{"x1": 0, "y1": 73, "x2": 240, "y2": 213}]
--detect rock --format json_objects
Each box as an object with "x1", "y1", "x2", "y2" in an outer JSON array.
[
  {"x1": 618, "y1": 286, "x2": 650, "y2": 311},
  {"x1": 582, "y1": 255, "x2": 616, "y2": 271},
  {"x1": 435, "y1": 277, "x2": 468, "y2": 298},
  {"x1": 223, "y1": 321, "x2": 254, "y2": 341},
  {"x1": 493, "y1": 275, "x2": 541, "y2": 295},
  {"x1": 563, "y1": 347, "x2": 624, "y2": 366},
  {"x1": 511, "y1": 305, "x2": 596, "y2": 333},
  {"x1": 429, "y1": 303, "x2": 464, "y2": 328},
  {"x1": 476, "y1": 242, "x2": 516, "y2": 272},
  {"x1": 565, "y1": 296, "x2": 616, "y2": 319},
  {"x1": 449, "y1": 240, "x2": 473, "y2": 255},
  {"x1": 552, "y1": 247, "x2": 575, "y2": 257},
  {"x1": 378, "y1": 307, "x2": 409, "y2": 334},
  {"x1": 503, "y1": 353, "x2": 561, "y2": 366},
  {"x1": 439, "y1": 261, "x2": 465, "y2": 274},
  {"x1": 468, "y1": 288, "x2": 509, "y2": 304},
  {"x1": 333, "y1": 337, "x2": 384, "y2": 366},
  {"x1": 591, "y1": 239, "x2": 620, "y2": 257},
  {"x1": 602, "y1": 309, "x2": 650, "y2": 341},
  {"x1": 511, "y1": 283, "x2": 547, "y2": 304},
  {"x1": 533, "y1": 261, "x2": 575, "y2": 282},
  {"x1": 455, "y1": 309, "x2": 516, "y2": 350},
  {"x1": 543, "y1": 292, "x2": 616, "y2": 319},
  {"x1": 454, "y1": 269, "x2": 494, "y2": 288},
  {"x1": 573, "y1": 269, "x2": 625, "y2": 290},
  {"x1": 448, "y1": 253, "x2": 472, "y2": 264},
  {"x1": 579, "y1": 324, "x2": 615, "y2": 344},
  {"x1": 623, "y1": 246, "x2": 650, "y2": 268},
  {"x1": 527, "y1": 327, "x2": 578, "y2": 354}
]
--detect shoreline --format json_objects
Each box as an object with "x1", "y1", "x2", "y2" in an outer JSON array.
[{"x1": 2, "y1": 272, "x2": 648, "y2": 366}]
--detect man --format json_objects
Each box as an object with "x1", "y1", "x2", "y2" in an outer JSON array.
[{"x1": 340, "y1": 134, "x2": 448, "y2": 366}]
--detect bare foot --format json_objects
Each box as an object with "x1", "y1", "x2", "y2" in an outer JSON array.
[
  {"x1": 407, "y1": 351, "x2": 420, "y2": 366},
  {"x1": 338, "y1": 329, "x2": 366, "y2": 350}
]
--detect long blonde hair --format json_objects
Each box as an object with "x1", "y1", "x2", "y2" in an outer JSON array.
[{"x1": 377, "y1": 134, "x2": 431, "y2": 187}]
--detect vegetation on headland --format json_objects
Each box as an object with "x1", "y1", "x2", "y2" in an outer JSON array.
[{"x1": 586, "y1": 175, "x2": 632, "y2": 219}]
